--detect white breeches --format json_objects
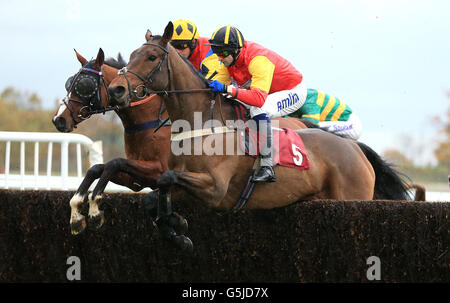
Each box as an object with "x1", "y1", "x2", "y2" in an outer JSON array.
[
  {"x1": 248, "y1": 81, "x2": 308, "y2": 118},
  {"x1": 318, "y1": 113, "x2": 362, "y2": 140}
]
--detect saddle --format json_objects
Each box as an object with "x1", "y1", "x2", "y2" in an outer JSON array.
[
  {"x1": 230, "y1": 99, "x2": 310, "y2": 171},
  {"x1": 222, "y1": 100, "x2": 310, "y2": 214}
]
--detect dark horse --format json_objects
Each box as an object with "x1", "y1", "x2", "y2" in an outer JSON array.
[
  {"x1": 107, "y1": 22, "x2": 413, "y2": 251},
  {"x1": 52, "y1": 48, "x2": 172, "y2": 234}
]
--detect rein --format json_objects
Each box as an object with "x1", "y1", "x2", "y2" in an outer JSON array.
[
  {"x1": 118, "y1": 41, "x2": 229, "y2": 133},
  {"x1": 118, "y1": 41, "x2": 213, "y2": 97}
]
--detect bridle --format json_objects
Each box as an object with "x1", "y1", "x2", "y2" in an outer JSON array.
[
  {"x1": 118, "y1": 41, "x2": 212, "y2": 100},
  {"x1": 62, "y1": 65, "x2": 118, "y2": 122},
  {"x1": 117, "y1": 41, "x2": 222, "y2": 128},
  {"x1": 61, "y1": 60, "x2": 171, "y2": 133}
]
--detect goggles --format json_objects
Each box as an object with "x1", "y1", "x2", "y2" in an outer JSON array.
[
  {"x1": 211, "y1": 46, "x2": 233, "y2": 58},
  {"x1": 171, "y1": 40, "x2": 191, "y2": 50}
]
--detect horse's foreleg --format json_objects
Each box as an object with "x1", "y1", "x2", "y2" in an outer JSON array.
[
  {"x1": 145, "y1": 171, "x2": 209, "y2": 252},
  {"x1": 70, "y1": 164, "x2": 105, "y2": 235},
  {"x1": 87, "y1": 158, "x2": 164, "y2": 230},
  {"x1": 148, "y1": 170, "x2": 228, "y2": 252},
  {"x1": 151, "y1": 187, "x2": 192, "y2": 252}
]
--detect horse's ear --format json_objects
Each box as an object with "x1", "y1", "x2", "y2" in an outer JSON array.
[
  {"x1": 74, "y1": 48, "x2": 88, "y2": 66},
  {"x1": 117, "y1": 52, "x2": 126, "y2": 66},
  {"x1": 145, "y1": 29, "x2": 153, "y2": 42},
  {"x1": 94, "y1": 48, "x2": 105, "y2": 70},
  {"x1": 161, "y1": 21, "x2": 173, "y2": 46}
]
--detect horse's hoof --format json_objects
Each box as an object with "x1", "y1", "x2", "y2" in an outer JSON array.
[
  {"x1": 168, "y1": 212, "x2": 188, "y2": 235},
  {"x1": 88, "y1": 210, "x2": 105, "y2": 230},
  {"x1": 172, "y1": 235, "x2": 194, "y2": 253},
  {"x1": 157, "y1": 171, "x2": 178, "y2": 188},
  {"x1": 70, "y1": 216, "x2": 87, "y2": 235},
  {"x1": 143, "y1": 190, "x2": 158, "y2": 219}
]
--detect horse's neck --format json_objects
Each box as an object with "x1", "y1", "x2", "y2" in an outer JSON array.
[
  {"x1": 103, "y1": 65, "x2": 118, "y2": 86},
  {"x1": 120, "y1": 98, "x2": 168, "y2": 161},
  {"x1": 117, "y1": 97, "x2": 165, "y2": 129},
  {"x1": 165, "y1": 51, "x2": 235, "y2": 128}
]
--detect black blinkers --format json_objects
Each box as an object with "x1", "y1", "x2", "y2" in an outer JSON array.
[
  {"x1": 65, "y1": 75, "x2": 74, "y2": 92},
  {"x1": 72, "y1": 73, "x2": 98, "y2": 99},
  {"x1": 65, "y1": 67, "x2": 103, "y2": 112}
]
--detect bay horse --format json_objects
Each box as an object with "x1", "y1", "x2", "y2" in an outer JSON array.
[
  {"x1": 52, "y1": 48, "x2": 173, "y2": 234},
  {"x1": 53, "y1": 47, "x2": 315, "y2": 236},
  {"x1": 107, "y1": 22, "x2": 413, "y2": 251}
]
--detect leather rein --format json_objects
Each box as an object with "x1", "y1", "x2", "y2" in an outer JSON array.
[
  {"x1": 118, "y1": 41, "x2": 213, "y2": 98},
  {"x1": 117, "y1": 41, "x2": 227, "y2": 130}
]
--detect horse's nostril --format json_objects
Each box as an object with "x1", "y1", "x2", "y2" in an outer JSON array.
[
  {"x1": 115, "y1": 86, "x2": 125, "y2": 94},
  {"x1": 53, "y1": 117, "x2": 67, "y2": 132},
  {"x1": 109, "y1": 85, "x2": 126, "y2": 98}
]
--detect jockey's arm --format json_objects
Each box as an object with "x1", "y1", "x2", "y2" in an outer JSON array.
[{"x1": 227, "y1": 56, "x2": 275, "y2": 108}]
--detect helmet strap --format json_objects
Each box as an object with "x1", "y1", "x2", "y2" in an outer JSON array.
[
  {"x1": 187, "y1": 39, "x2": 198, "y2": 60},
  {"x1": 228, "y1": 48, "x2": 241, "y2": 67}
]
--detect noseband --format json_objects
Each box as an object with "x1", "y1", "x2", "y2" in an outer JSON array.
[{"x1": 118, "y1": 42, "x2": 170, "y2": 100}]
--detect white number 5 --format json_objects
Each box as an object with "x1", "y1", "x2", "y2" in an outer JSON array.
[{"x1": 292, "y1": 144, "x2": 303, "y2": 166}]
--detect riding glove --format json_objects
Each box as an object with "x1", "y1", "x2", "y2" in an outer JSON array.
[{"x1": 209, "y1": 80, "x2": 227, "y2": 93}]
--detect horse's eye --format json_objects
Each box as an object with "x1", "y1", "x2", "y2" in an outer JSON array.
[{"x1": 148, "y1": 55, "x2": 157, "y2": 61}]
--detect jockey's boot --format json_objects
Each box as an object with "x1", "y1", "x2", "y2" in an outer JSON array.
[
  {"x1": 253, "y1": 165, "x2": 276, "y2": 183},
  {"x1": 253, "y1": 116, "x2": 276, "y2": 183}
]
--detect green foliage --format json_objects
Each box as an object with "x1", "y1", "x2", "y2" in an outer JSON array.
[
  {"x1": 0, "y1": 87, "x2": 125, "y2": 174},
  {"x1": 432, "y1": 106, "x2": 450, "y2": 168},
  {"x1": 383, "y1": 98, "x2": 449, "y2": 186},
  {"x1": 383, "y1": 148, "x2": 448, "y2": 184},
  {"x1": 0, "y1": 87, "x2": 56, "y2": 132}
]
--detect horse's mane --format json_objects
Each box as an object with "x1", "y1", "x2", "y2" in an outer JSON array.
[
  {"x1": 104, "y1": 53, "x2": 127, "y2": 69},
  {"x1": 150, "y1": 35, "x2": 210, "y2": 87},
  {"x1": 174, "y1": 48, "x2": 210, "y2": 87},
  {"x1": 81, "y1": 53, "x2": 127, "y2": 70}
]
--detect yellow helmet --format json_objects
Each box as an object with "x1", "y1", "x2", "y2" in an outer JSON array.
[{"x1": 172, "y1": 19, "x2": 199, "y2": 41}]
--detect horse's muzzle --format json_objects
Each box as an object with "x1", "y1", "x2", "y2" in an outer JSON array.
[
  {"x1": 53, "y1": 116, "x2": 71, "y2": 133},
  {"x1": 108, "y1": 85, "x2": 128, "y2": 107}
]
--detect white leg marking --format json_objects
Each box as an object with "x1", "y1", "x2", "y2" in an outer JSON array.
[
  {"x1": 88, "y1": 193, "x2": 102, "y2": 218},
  {"x1": 69, "y1": 193, "x2": 85, "y2": 224}
]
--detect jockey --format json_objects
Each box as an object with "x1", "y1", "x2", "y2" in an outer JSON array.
[
  {"x1": 286, "y1": 89, "x2": 363, "y2": 140},
  {"x1": 207, "y1": 25, "x2": 308, "y2": 182},
  {"x1": 170, "y1": 19, "x2": 230, "y2": 84}
]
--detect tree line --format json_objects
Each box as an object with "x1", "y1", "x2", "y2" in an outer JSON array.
[{"x1": 0, "y1": 87, "x2": 124, "y2": 175}]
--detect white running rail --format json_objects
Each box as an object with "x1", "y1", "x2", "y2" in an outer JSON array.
[{"x1": 0, "y1": 131, "x2": 103, "y2": 190}]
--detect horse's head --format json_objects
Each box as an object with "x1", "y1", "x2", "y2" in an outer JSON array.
[
  {"x1": 108, "y1": 22, "x2": 174, "y2": 108},
  {"x1": 52, "y1": 48, "x2": 112, "y2": 132}
]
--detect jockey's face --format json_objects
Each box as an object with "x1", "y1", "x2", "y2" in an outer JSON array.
[
  {"x1": 175, "y1": 47, "x2": 191, "y2": 59},
  {"x1": 218, "y1": 50, "x2": 237, "y2": 67}
]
